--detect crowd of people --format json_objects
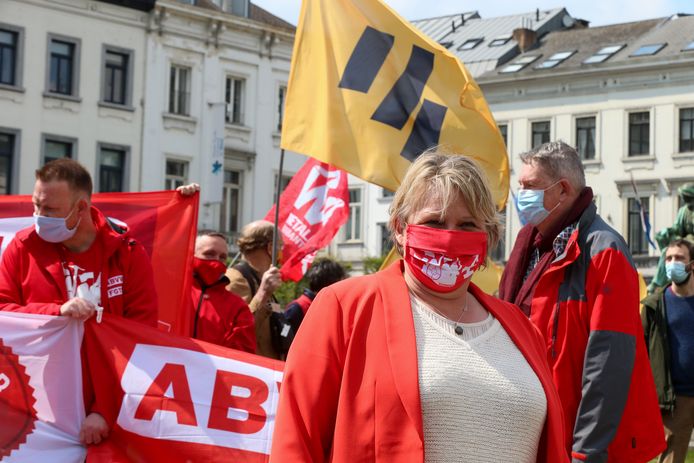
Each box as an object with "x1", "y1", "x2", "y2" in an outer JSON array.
[{"x1": 0, "y1": 143, "x2": 691, "y2": 461}]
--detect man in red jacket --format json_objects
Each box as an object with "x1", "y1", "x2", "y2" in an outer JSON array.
[
  {"x1": 191, "y1": 231, "x2": 255, "y2": 353},
  {"x1": 0, "y1": 159, "x2": 158, "y2": 447},
  {"x1": 499, "y1": 141, "x2": 664, "y2": 462}
]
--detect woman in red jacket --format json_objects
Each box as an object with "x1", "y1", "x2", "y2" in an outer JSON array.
[{"x1": 271, "y1": 151, "x2": 568, "y2": 463}]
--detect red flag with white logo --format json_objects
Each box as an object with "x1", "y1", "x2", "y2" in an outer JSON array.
[
  {"x1": 82, "y1": 314, "x2": 283, "y2": 462},
  {"x1": 0, "y1": 312, "x2": 86, "y2": 463},
  {"x1": 0, "y1": 192, "x2": 198, "y2": 336},
  {"x1": 265, "y1": 158, "x2": 350, "y2": 281}
]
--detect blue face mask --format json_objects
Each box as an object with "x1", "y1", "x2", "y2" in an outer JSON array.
[
  {"x1": 516, "y1": 181, "x2": 561, "y2": 226},
  {"x1": 33, "y1": 204, "x2": 81, "y2": 243},
  {"x1": 666, "y1": 261, "x2": 691, "y2": 284}
]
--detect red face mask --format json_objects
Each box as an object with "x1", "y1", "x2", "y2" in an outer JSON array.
[
  {"x1": 403, "y1": 224, "x2": 487, "y2": 293},
  {"x1": 192, "y1": 257, "x2": 227, "y2": 287}
]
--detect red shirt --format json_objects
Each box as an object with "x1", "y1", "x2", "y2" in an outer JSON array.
[{"x1": 191, "y1": 277, "x2": 255, "y2": 353}]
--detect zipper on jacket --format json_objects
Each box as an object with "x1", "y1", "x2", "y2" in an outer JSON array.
[
  {"x1": 551, "y1": 301, "x2": 561, "y2": 358},
  {"x1": 193, "y1": 287, "x2": 206, "y2": 338}
]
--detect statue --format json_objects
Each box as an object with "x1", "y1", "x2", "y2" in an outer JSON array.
[{"x1": 649, "y1": 182, "x2": 694, "y2": 291}]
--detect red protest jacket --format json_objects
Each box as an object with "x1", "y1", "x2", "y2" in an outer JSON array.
[
  {"x1": 528, "y1": 204, "x2": 664, "y2": 463},
  {"x1": 191, "y1": 276, "x2": 256, "y2": 353},
  {"x1": 271, "y1": 261, "x2": 567, "y2": 463},
  {"x1": 0, "y1": 207, "x2": 158, "y2": 327}
]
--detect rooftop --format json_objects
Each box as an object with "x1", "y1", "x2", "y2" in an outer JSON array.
[
  {"x1": 480, "y1": 14, "x2": 694, "y2": 79},
  {"x1": 412, "y1": 8, "x2": 576, "y2": 76}
]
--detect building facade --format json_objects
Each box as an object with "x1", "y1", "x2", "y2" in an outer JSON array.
[
  {"x1": 0, "y1": 0, "x2": 153, "y2": 195},
  {"x1": 0, "y1": 0, "x2": 302, "y2": 243},
  {"x1": 478, "y1": 14, "x2": 694, "y2": 279}
]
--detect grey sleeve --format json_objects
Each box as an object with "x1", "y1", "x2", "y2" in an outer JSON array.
[{"x1": 572, "y1": 330, "x2": 636, "y2": 463}]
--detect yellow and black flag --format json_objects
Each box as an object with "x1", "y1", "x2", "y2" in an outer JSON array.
[{"x1": 281, "y1": 0, "x2": 509, "y2": 208}]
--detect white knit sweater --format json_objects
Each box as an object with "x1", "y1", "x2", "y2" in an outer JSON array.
[{"x1": 411, "y1": 296, "x2": 547, "y2": 463}]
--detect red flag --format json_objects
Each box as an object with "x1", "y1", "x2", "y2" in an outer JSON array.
[
  {"x1": 265, "y1": 158, "x2": 350, "y2": 281},
  {"x1": 82, "y1": 314, "x2": 283, "y2": 462},
  {"x1": 0, "y1": 191, "x2": 198, "y2": 336}
]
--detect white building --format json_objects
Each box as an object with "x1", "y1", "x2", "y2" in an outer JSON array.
[
  {"x1": 0, "y1": 0, "x2": 302, "y2": 243},
  {"x1": 0, "y1": 0, "x2": 153, "y2": 194},
  {"x1": 140, "y1": 0, "x2": 303, "y2": 233},
  {"x1": 478, "y1": 14, "x2": 694, "y2": 279}
]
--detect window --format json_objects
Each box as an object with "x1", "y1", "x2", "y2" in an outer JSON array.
[
  {"x1": 0, "y1": 27, "x2": 20, "y2": 87},
  {"x1": 583, "y1": 44, "x2": 624, "y2": 64},
  {"x1": 344, "y1": 188, "x2": 362, "y2": 241},
  {"x1": 273, "y1": 173, "x2": 292, "y2": 193},
  {"x1": 535, "y1": 51, "x2": 575, "y2": 69},
  {"x1": 230, "y1": 0, "x2": 249, "y2": 17},
  {"x1": 42, "y1": 136, "x2": 75, "y2": 164},
  {"x1": 165, "y1": 159, "x2": 188, "y2": 189},
  {"x1": 102, "y1": 47, "x2": 132, "y2": 106},
  {"x1": 47, "y1": 35, "x2": 80, "y2": 96},
  {"x1": 499, "y1": 55, "x2": 540, "y2": 73},
  {"x1": 168, "y1": 65, "x2": 190, "y2": 115},
  {"x1": 277, "y1": 85, "x2": 287, "y2": 131},
  {"x1": 576, "y1": 116, "x2": 596, "y2": 160},
  {"x1": 98, "y1": 145, "x2": 126, "y2": 192},
  {"x1": 378, "y1": 223, "x2": 393, "y2": 256},
  {"x1": 225, "y1": 76, "x2": 245, "y2": 124},
  {"x1": 498, "y1": 124, "x2": 508, "y2": 147},
  {"x1": 627, "y1": 197, "x2": 650, "y2": 255},
  {"x1": 381, "y1": 187, "x2": 394, "y2": 198},
  {"x1": 630, "y1": 43, "x2": 666, "y2": 57},
  {"x1": 0, "y1": 131, "x2": 15, "y2": 194},
  {"x1": 680, "y1": 108, "x2": 694, "y2": 153},
  {"x1": 683, "y1": 40, "x2": 694, "y2": 52},
  {"x1": 457, "y1": 38, "x2": 483, "y2": 51},
  {"x1": 628, "y1": 112, "x2": 650, "y2": 156},
  {"x1": 489, "y1": 36, "x2": 511, "y2": 47},
  {"x1": 531, "y1": 121, "x2": 550, "y2": 149},
  {"x1": 220, "y1": 169, "x2": 242, "y2": 234}
]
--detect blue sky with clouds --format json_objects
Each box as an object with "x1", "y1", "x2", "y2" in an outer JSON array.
[{"x1": 253, "y1": 0, "x2": 692, "y2": 27}]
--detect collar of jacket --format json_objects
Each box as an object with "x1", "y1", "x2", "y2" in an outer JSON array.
[
  {"x1": 551, "y1": 201, "x2": 599, "y2": 268},
  {"x1": 22, "y1": 206, "x2": 134, "y2": 300},
  {"x1": 380, "y1": 260, "x2": 561, "y2": 444}
]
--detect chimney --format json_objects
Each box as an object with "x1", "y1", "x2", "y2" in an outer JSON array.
[
  {"x1": 536, "y1": 8, "x2": 540, "y2": 21},
  {"x1": 512, "y1": 27, "x2": 537, "y2": 52},
  {"x1": 461, "y1": 13, "x2": 465, "y2": 26},
  {"x1": 452, "y1": 20, "x2": 456, "y2": 32}
]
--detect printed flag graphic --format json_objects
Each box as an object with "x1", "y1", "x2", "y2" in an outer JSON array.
[
  {"x1": 0, "y1": 312, "x2": 86, "y2": 463},
  {"x1": 0, "y1": 191, "x2": 199, "y2": 336},
  {"x1": 0, "y1": 312, "x2": 283, "y2": 462},
  {"x1": 82, "y1": 315, "x2": 284, "y2": 463},
  {"x1": 281, "y1": 0, "x2": 509, "y2": 208},
  {"x1": 266, "y1": 158, "x2": 350, "y2": 281}
]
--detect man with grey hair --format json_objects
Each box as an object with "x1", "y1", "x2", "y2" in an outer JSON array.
[{"x1": 499, "y1": 141, "x2": 664, "y2": 462}]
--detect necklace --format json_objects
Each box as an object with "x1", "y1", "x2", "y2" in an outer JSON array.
[{"x1": 417, "y1": 293, "x2": 470, "y2": 335}]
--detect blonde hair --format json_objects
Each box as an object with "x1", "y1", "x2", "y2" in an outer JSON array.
[{"x1": 388, "y1": 149, "x2": 502, "y2": 251}]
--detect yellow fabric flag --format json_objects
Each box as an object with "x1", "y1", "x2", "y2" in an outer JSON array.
[{"x1": 281, "y1": 0, "x2": 509, "y2": 208}]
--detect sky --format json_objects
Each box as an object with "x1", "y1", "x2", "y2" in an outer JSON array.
[{"x1": 252, "y1": 0, "x2": 692, "y2": 27}]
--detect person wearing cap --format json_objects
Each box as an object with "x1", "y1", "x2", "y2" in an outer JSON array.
[
  {"x1": 225, "y1": 220, "x2": 283, "y2": 359},
  {"x1": 651, "y1": 183, "x2": 694, "y2": 291}
]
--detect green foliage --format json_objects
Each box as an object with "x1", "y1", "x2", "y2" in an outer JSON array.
[
  {"x1": 274, "y1": 277, "x2": 307, "y2": 306},
  {"x1": 363, "y1": 255, "x2": 386, "y2": 274}
]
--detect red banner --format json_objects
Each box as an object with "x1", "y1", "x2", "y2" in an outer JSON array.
[
  {"x1": 0, "y1": 191, "x2": 198, "y2": 336},
  {"x1": 266, "y1": 158, "x2": 349, "y2": 281},
  {"x1": 82, "y1": 314, "x2": 283, "y2": 462}
]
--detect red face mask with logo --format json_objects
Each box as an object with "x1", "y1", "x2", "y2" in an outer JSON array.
[
  {"x1": 403, "y1": 224, "x2": 487, "y2": 293},
  {"x1": 192, "y1": 257, "x2": 227, "y2": 287}
]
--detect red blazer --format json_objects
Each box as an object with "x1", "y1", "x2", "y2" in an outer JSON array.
[
  {"x1": 0, "y1": 207, "x2": 158, "y2": 327},
  {"x1": 271, "y1": 261, "x2": 567, "y2": 463}
]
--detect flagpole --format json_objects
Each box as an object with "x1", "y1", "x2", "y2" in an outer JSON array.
[{"x1": 272, "y1": 149, "x2": 285, "y2": 267}]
